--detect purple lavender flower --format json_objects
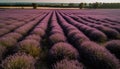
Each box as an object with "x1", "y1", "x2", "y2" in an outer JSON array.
[
  {"x1": 0, "y1": 28, "x2": 9, "y2": 36},
  {"x1": 17, "y1": 39, "x2": 41, "y2": 59},
  {"x1": 31, "y1": 28, "x2": 45, "y2": 37},
  {"x1": 49, "y1": 33, "x2": 67, "y2": 44},
  {"x1": 4, "y1": 32, "x2": 22, "y2": 40},
  {"x1": 49, "y1": 42, "x2": 79, "y2": 63},
  {"x1": 0, "y1": 37, "x2": 17, "y2": 49},
  {"x1": 105, "y1": 40, "x2": 120, "y2": 59},
  {"x1": 96, "y1": 26, "x2": 120, "y2": 39},
  {"x1": 26, "y1": 34, "x2": 41, "y2": 42},
  {"x1": 2, "y1": 52, "x2": 35, "y2": 69},
  {"x1": 53, "y1": 59, "x2": 84, "y2": 69},
  {"x1": 79, "y1": 41, "x2": 120, "y2": 69},
  {"x1": 89, "y1": 30, "x2": 107, "y2": 42}
]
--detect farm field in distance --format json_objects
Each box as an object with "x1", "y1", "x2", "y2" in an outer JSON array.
[{"x1": 0, "y1": 9, "x2": 120, "y2": 69}]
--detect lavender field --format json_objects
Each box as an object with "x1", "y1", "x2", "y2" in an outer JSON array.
[{"x1": 0, "y1": 9, "x2": 120, "y2": 69}]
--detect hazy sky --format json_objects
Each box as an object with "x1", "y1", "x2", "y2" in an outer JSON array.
[{"x1": 0, "y1": 0, "x2": 120, "y2": 3}]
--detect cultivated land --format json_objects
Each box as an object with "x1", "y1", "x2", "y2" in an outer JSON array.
[{"x1": 0, "y1": 9, "x2": 120, "y2": 69}]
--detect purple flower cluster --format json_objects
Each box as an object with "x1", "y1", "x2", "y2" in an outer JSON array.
[
  {"x1": 31, "y1": 28, "x2": 45, "y2": 37},
  {"x1": 49, "y1": 33, "x2": 67, "y2": 44},
  {"x1": 17, "y1": 39, "x2": 41, "y2": 59},
  {"x1": 105, "y1": 40, "x2": 120, "y2": 59},
  {"x1": 0, "y1": 9, "x2": 120, "y2": 69},
  {"x1": 69, "y1": 15, "x2": 120, "y2": 40},
  {"x1": 49, "y1": 12, "x2": 67, "y2": 45},
  {"x1": 0, "y1": 21, "x2": 25, "y2": 36},
  {"x1": 0, "y1": 28, "x2": 9, "y2": 36},
  {"x1": 53, "y1": 59, "x2": 84, "y2": 69},
  {"x1": 0, "y1": 37, "x2": 17, "y2": 49},
  {"x1": 2, "y1": 52, "x2": 35, "y2": 69},
  {"x1": 4, "y1": 32, "x2": 22, "y2": 40},
  {"x1": 49, "y1": 42, "x2": 79, "y2": 63},
  {"x1": 95, "y1": 25, "x2": 120, "y2": 39},
  {"x1": 62, "y1": 14, "x2": 107, "y2": 42},
  {"x1": 36, "y1": 12, "x2": 52, "y2": 31},
  {"x1": 26, "y1": 34, "x2": 42, "y2": 42},
  {"x1": 79, "y1": 41, "x2": 120, "y2": 69}
]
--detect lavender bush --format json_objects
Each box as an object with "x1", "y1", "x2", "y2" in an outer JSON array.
[
  {"x1": 89, "y1": 30, "x2": 107, "y2": 42},
  {"x1": 53, "y1": 59, "x2": 84, "y2": 69},
  {"x1": 0, "y1": 28, "x2": 9, "y2": 36},
  {"x1": 96, "y1": 26, "x2": 120, "y2": 39},
  {"x1": 31, "y1": 28, "x2": 45, "y2": 37},
  {"x1": 4, "y1": 32, "x2": 22, "y2": 40},
  {"x1": 49, "y1": 33, "x2": 67, "y2": 45},
  {"x1": 49, "y1": 42, "x2": 79, "y2": 63},
  {"x1": 105, "y1": 40, "x2": 120, "y2": 59},
  {"x1": 0, "y1": 37, "x2": 17, "y2": 49},
  {"x1": 2, "y1": 52, "x2": 35, "y2": 69},
  {"x1": 17, "y1": 39, "x2": 41, "y2": 59},
  {"x1": 79, "y1": 41, "x2": 120, "y2": 69},
  {"x1": 26, "y1": 34, "x2": 41, "y2": 42}
]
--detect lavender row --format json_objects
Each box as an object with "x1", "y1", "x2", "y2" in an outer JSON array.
[
  {"x1": 0, "y1": 12, "x2": 45, "y2": 37},
  {"x1": 56, "y1": 11, "x2": 120, "y2": 69},
  {"x1": 0, "y1": 12, "x2": 48, "y2": 62},
  {"x1": 69, "y1": 15, "x2": 120, "y2": 39},
  {"x1": 56, "y1": 11, "x2": 90, "y2": 47},
  {"x1": 61, "y1": 13, "x2": 107, "y2": 42},
  {"x1": 79, "y1": 16, "x2": 120, "y2": 33},
  {"x1": 0, "y1": 11, "x2": 52, "y2": 69},
  {"x1": 48, "y1": 12, "x2": 67, "y2": 45}
]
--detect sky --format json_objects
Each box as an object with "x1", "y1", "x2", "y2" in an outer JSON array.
[{"x1": 0, "y1": 0, "x2": 120, "y2": 3}]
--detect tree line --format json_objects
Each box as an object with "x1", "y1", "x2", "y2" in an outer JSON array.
[{"x1": 0, "y1": 2, "x2": 120, "y2": 9}]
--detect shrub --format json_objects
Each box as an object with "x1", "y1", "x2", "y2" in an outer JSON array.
[
  {"x1": 67, "y1": 30, "x2": 89, "y2": 45},
  {"x1": 50, "y1": 29, "x2": 64, "y2": 35},
  {"x1": 53, "y1": 59, "x2": 84, "y2": 69},
  {"x1": 36, "y1": 23, "x2": 47, "y2": 30},
  {"x1": 0, "y1": 45, "x2": 6, "y2": 61},
  {"x1": 2, "y1": 53, "x2": 35, "y2": 69},
  {"x1": 49, "y1": 33, "x2": 67, "y2": 45},
  {"x1": 31, "y1": 28, "x2": 45, "y2": 37},
  {"x1": 4, "y1": 25, "x2": 16, "y2": 30},
  {"x1": 17, "y1": 39, "x2": 41, "y2": 59},
  {"x1": 71, "y1": 33, "x2": 89, "y2": 45},
  {"x1": 15, "y1": 27, "x2": 28, "y2": 35},
  {"x1": 0, "y1": 37, "x2": 17, "y2": 49},
  {"x1": 89, "y1": 30, "x2": 107, "y2": 42},
  {"x1": 26, "y1": 34, "x2": 41, "y2": 42},
  {"x1": 79, "y1": 41, "x2": 120, "y2": 69},
  {"x1": 105, "y1": 40, "x2": 120, "y2": 59},
  {"x1": 67, "y1": 30, "x2": 79, "y2": 37},
  {"x1": 4, "y1": 32, "x2": 22, "y2": 40},
  {"x1": 32, "y1": 3, "x2": 37, "y2": 9},
  {"x1": 0, "y1": 28, "x2": 9, "y2": 36},
  {"x1": 96, "y1": 26, "x2": 120, "y2": 39},
  {"x1": 79, "y1": 3, "x2": 84, "y2": 9},
  {"x1": 49, "y1": 42, "x2": 79, "y2": 63}
]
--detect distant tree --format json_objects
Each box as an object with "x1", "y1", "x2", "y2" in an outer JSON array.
[
  {"x1": 32, "y1": 3, "x2": 37, "y2": 9},
  {"x1": 79, "y1": 3, "x2": 84, "y2": 9},
  {"x1": 93, "y1": 2, "x2": 99, "y2": 9},
  {"x1": 61, "y1": 3, "x2": 63, "y2": 7}
]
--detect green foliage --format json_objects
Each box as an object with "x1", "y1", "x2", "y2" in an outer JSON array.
[
  {"x1": 32, "y1": 3, "x2": 37, "y2": 9},
  {"x1": 79, "y1": 3, "x2": 84, "y2": 9}
]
